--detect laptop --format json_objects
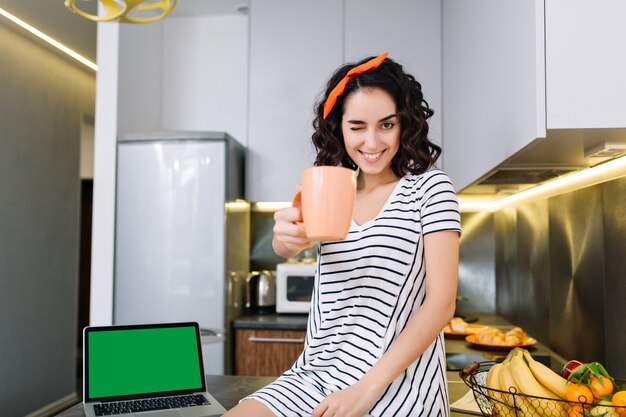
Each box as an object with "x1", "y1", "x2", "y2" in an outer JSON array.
[{"x1": 83, "y1": 322, "x2": 227, "y2": 417}]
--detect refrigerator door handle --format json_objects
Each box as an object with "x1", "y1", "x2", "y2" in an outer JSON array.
[{"x1": 200, "y1": 327, "x2": 225, "y2": 338}]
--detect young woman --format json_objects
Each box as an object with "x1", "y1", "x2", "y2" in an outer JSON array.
[{"x1": 224, "y1": 52, "x2": 461, "y2": 417}]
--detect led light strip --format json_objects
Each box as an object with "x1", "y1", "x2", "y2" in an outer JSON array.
[
  {"x1": 458, "y1": 154, "x2": 626, "y2": 212},
  {"x1": 253, "y1": 157, "x2": 626, "y2": 213},
  {"x1": 0, "y1": 6, "x2": 98, "y2": 71},
  {"x1": 225, "y1": 200, "x2": 250, "y2": 212},
  {"x1": 253, "y1": 202, "x2": 292, "y2": 212}
]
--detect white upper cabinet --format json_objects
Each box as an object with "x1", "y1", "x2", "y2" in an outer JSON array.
[
  {"x1": 344, "y1": 0, "x2": 443, "y2": 149},
  {"x1": 442, "y1": 0, "x2": 545, "y2": 192},
  {"x1": 247, "y1": 0, "x2": 444, "y2": 201},
  {"x1": 545, "y1": 0, "x2": 626, "y2": 129},
  {"x1": 246, "y1": 0, "x2": 343, "y2": 202},
  {"x1": 111, "y1": 16, "x2": 249, "y2": 138},
  {"x1": 160, "y1": 15, "x2": 249, "y2": 141},
  {"x1": 443, "y1": 0, "x2": 626, "y2": 191}
]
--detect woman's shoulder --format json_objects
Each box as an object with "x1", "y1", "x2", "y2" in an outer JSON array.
[{"x1": 403, "y1": 168, "x2": 455, "y2": 191}]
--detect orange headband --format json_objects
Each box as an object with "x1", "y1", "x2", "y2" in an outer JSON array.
[{"x1": 322, "y1": 51, "x2": 389, "y2": 119}]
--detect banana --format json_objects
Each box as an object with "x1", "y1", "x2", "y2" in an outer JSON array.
[
  {"x1": 486, "y1": 363, "x2": 508, "y2": 417},
  {"x1": 499, "y1": 362, "x2": 517, "y2": 407},
  {"x1": 497, "y1": 347, "x2": 522, "y2": 409},
  {"x1": 510, "y1": 355, "x2": 560, "y2": 399},
  {"x1": 500, "y1": 361, "x2": 537, "y2": 417},
  {"x1": 503, "y1": 347, "x2": 520, "y2": 364},
  {"x1": 486, "y1": 362, "x2": 503, "y2": 390},
  {"x1": 510, "y1": 354, "x2": 566, "y2": 416},
  {"x1": 522, "y1": 349, "x2": 568, "y2": 399}
]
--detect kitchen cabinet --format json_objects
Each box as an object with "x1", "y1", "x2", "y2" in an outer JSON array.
[
  {"x1": 344, "y1": 0, "x2": 443, "y2": 149},
  {"x1": 443, "y1": 0, "x2": 626, "y2": 191},
  {"x1": 246, "y1": 0, "x2": 443, "y2": 201},
  {"x1": 234, "y1": 328, "x2": 306, "y2": 376},
  {"x1": 545, "y1": 0, "x2": 626, "y2": 129},
  {"x1": 246, "y1": 0, "x2": 343, "y2": 202},
  {"x1": 443, "y1": 0, "x2": 546, "y2": 191}
]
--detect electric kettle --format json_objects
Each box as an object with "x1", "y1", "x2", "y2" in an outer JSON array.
[{"x1": 246, "y1": 270, "x2": 276, "y2": 314}]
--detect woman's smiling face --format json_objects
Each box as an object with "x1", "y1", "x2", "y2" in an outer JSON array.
[{"x1": 341, "y1": 87, "x2": 400, "y2": 179}]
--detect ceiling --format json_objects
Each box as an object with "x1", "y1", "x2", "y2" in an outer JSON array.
[{"x1": 0, "y1": 0, "x2": 249, "y2": 64}]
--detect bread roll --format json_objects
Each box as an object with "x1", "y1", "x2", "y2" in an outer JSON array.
[{"x1": 450, "y1": 317, "x2": 468, "y2": 333}]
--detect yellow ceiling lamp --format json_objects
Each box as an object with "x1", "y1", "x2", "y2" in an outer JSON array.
[{"x1": 65, "y1": 0, "x2": 176, "y2": 23}]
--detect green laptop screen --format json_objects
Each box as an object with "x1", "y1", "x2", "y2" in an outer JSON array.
[{"x1": 88, "y1": 326, "x2": 203, "y2": 399}]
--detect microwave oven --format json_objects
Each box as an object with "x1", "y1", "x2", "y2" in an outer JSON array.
[{"x1": 275, "y1": 262, "x2": 316, "y2": 314}]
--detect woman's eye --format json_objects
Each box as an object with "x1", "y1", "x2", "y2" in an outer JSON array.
[
  {"x1": 381, "y1": 122, "x2": 395, "y2": 129},
  {"x1": 350, "y1": 127, "x2": 364, "y2": 131}
]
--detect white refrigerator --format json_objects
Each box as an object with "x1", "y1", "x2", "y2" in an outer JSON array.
[{"x1": 113, "y1": 131, "x2": 249, "y2": 375}]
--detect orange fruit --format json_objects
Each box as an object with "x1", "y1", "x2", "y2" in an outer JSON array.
[
  {"x1": 589, "y1": 375, "x2": 614, "y2": 399},
  {"x1": 613, "y1": 391, "x2": 626, "y2": 417},
  {"x1": 567, "y1": 404, "x2": 585, "y2": 417},
  {"x1": 567, "y1": 382, "x2": 594, "y2": 404}
]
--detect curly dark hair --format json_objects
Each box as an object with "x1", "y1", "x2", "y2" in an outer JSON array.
[{"x1": 311, "y1": 55, "x2": 441, "y2": 178}]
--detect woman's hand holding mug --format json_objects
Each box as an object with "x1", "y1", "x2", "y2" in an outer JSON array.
[
  {"x1": 272, "y1": 206, "x2": 316, "y2": 258},
  {"x1": 273, "y1": 166, "x2": 357, "y2": 259}
]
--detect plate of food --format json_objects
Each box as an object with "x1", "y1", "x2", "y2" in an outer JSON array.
[
  {"x1": 465, "y1": 326, "x2": 537, "y2": 349},
  {"x1": 443, "y1": 317, "x2": 488, "y2": 338}
]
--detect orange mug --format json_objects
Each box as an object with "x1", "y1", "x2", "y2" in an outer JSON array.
[{"x1": 291, "y1": 166, "x2": 357, "y2": 241}]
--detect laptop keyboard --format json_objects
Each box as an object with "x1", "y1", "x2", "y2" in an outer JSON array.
[{"x1": 93, "y1": 393, "x2": 210, "y2": 416}]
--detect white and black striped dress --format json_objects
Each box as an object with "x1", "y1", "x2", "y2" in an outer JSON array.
[{"x1": 248, "y1": 169, "x2": 461, "y2": 416}]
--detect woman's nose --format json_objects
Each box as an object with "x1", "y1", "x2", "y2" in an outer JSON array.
[{"x1": 362, "y1": 128, "x2": 379, "y2": 149}]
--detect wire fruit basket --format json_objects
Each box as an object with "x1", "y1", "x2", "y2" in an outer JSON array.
[{"x1": 459, "y1": 361, "x2": 626, "y2": 417}]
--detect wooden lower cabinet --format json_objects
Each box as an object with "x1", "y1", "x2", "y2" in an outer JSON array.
[{"x1": 234, "y1": 328, "x2": 306, "y2": 376}]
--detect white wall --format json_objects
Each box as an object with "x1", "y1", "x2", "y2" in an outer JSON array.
[
  {"x1": 91, "y1": 21, "x2": 119, "y2": 325},
  {"x1": 0, "y1": 20, "x2": 95, "y2": 416},
  {"x1": 117, "y1": 23, "x2": 164, "y2": 134}
]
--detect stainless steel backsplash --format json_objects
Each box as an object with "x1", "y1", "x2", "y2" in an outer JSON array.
[
  {"x1": 457, "y1": 211, "x2": 496, "y2": 314},
  {"x1": 250, "y1": 210, "x2": 287, "y2": 271},
  {"x1": 600, "y1": 177, "x2": 626, "y2": 379},
  {"x1": 460, "y1": 175, "x2": 626, "y2": 378}
]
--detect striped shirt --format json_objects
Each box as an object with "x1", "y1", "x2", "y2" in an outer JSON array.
[{"x1": 248, "y1": 169, "x2": 462, "y2": 416}]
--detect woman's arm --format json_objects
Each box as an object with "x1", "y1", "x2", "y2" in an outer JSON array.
[
  {"x1": 272, "y1": 207, "x2": 317, "y2": 259},
  {"x1": 311, "y1": 230, "x2": 459, "y2": 417}
]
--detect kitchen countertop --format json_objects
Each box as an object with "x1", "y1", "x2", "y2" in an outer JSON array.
[
  {"x1": 55, "y1": 373, "x2": 473, "y2": 417},
  {"x1": 443, "y1": 312, "x2": 567, "y2": 372},
  {"x1": 54, "y1": 375, "x2": 274, "y2": 417},
  {"x1": 232, "y1": 313, "x2": 308, "y2": 330},
  {"x1": 57, "y1": 312, "x2": 566, "y2": 416},
  {"x1": 233, "y1": 312, "x2": 567, "y2": 370}
]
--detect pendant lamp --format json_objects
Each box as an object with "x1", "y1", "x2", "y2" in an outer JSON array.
[{"x1": 65, "y1": 0, "x2": 176, "y2": 23}]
